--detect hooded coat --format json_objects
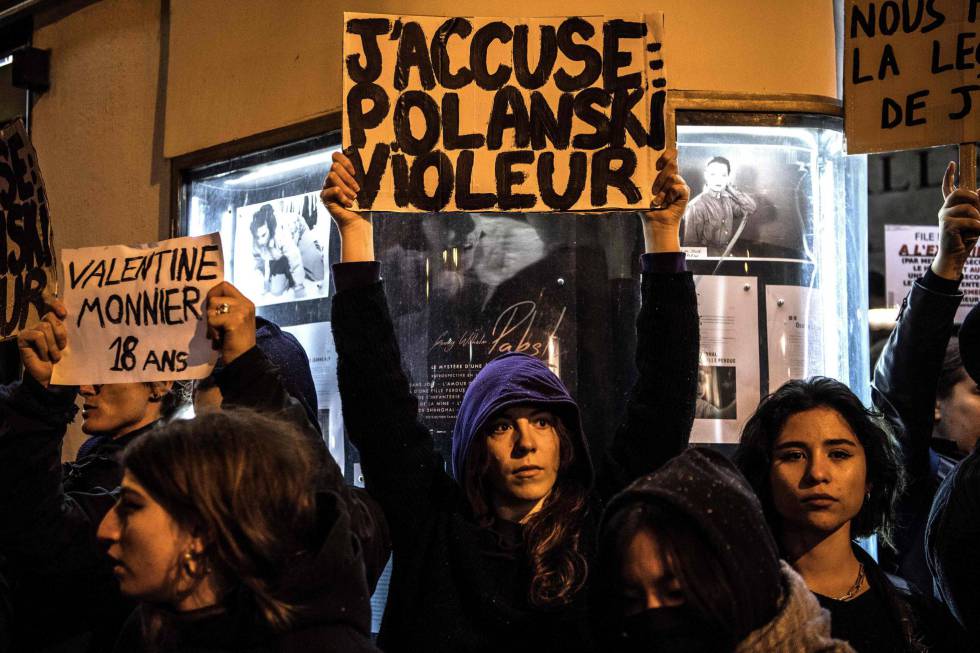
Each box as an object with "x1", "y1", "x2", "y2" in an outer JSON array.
[
  {"x1": 331, "y1": 255, "x2": 699, "y2": 653},
  {"x1": 598, "y1": 447, "x2": 854, "y2": 652}
]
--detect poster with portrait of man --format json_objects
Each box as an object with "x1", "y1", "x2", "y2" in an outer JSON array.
[
  {"x1": 231, "y1": 192, "x2": 330, "y2": 306},
  {"x1": 678, "y1": 138, "x2": 818, "y2": 262}
]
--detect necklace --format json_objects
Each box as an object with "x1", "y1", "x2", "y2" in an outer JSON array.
[{"x1": 835, "y1": 563, "x2": 866, "y2": 601}]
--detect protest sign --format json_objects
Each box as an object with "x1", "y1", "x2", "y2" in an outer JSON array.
[
  {"x1": 844, "y1": 1, "x2": 979, "y2": 156},
  {"x1": 342, "y1": 13, "x2": 668, "y2": 212},
  {"x1": 51, "y1": 233, "x2": 224, "y2": 385},
  {"x1": 0, "y1": 118, "x2": 56, "y2": 340},
  {"x1": 885, "y1": 224, "x2": 980, "y2": 322}
]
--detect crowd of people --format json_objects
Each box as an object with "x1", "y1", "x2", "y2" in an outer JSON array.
[{"x1": 0, "y1": 151, "x2": 978, "y2": 652}]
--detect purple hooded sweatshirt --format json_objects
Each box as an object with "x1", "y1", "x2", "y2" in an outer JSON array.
[{"x1": 450, "y1": 352, "x2": 594, "y2": 490}]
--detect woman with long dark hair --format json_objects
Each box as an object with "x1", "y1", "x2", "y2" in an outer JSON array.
[
  {"x1": 735, "y1": 377, "x2": 965, "y2": 652},
  {"x1": 321, "y1": 149, "x2": 699, "y2": 652},
  {"x1": 596, "y1": 447, "x2": 854, "y2": 653},
  {"x1": 98, "y1": 408, "x2": 380, "y2": 653}
]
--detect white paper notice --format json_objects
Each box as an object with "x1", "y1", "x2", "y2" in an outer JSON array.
[
  {"x1": 885, "y1": 224, "x2": 980, "y2": 323},
  {"x1": 52, "y1": 233, "x2": 223, "y2": 385},
  {"x1": 766, "y1": 285, "x2": 824, "y2": 391},
  {"x1": 282, "y1": 321, "x2": 344, "y2": 473},
  {"x1": 691, "y1": 275, "x2": 761, "y2": 444}
]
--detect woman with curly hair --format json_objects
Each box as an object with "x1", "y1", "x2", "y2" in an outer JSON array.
[
  {"x1": 97, "y1": 408, "x2": 380, "y2": 653},
  {"x1": 735, "y1": 378, "x2": 965, "y2": 652},
  {"x1": 321, "y1": 148, "x2": 699, "y2": 653}
]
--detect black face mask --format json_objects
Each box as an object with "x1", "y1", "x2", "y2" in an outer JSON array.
[{"x1": 619, "y1": 606, "x2": 730, "y2": 653}]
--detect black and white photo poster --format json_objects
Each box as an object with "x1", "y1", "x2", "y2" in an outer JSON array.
[
  {"x1": 232, "y1": 192, "x2": 330, "y2": 306},
  {"x1": 678, "y1": 140, "x2": 816, "y2": 262}
]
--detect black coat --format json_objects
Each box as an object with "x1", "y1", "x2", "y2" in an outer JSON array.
[
  {"x1": 331, "y1": 265, "x2": 699, "y2": 653},
  {"x1": 872, "y1": 274, "x2": 964, "y2": 593}
]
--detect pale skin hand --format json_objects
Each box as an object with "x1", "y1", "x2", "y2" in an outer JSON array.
[
  {"x1": 642, "y1": 148, "x2": 689, "y2": 254},
  {"x1": 321, "y1": 151, "x2": 374, "y2": 263},
  {"x1": 931, "y1": 162, "x2": 980, "y2": 281},
  {"x1": 205, "y1": 281, "x2": 257, "y2": 366},
  {"x1": 323, "y1": 149, "x2": 690, "y2": 260},
  {"x1": 17, "y1": 298, "x2": 68, "y2": 388}
]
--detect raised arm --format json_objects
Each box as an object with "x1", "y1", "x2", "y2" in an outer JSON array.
[
  {"x1": 872, "y1": 163, "x2": 980, "y2": 479},
  {"x1": 600, "y1": 150, "x2": 700, "y2": 496},
  {"x1": 322, "y1": 152, "x2": 450, "y2": 542}
]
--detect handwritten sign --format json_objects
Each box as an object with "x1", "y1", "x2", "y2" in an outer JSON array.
[
  {"x1": 51, "y1": 233, "x2": 223, "y2": 385},
  {"x1": 885, "y1": 224, "x2": 980, "y2": 322},
  {"x1": 0, "y1": 119, "x2": 56, "y2": 340},
  {"x1": 342, "y1": 13, "x2": 667, "y2": 212},
  {"x1": 845, "y1": 0, "x2": 980, "y2": 154}
]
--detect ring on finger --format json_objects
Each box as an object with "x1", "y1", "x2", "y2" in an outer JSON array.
[{"x1": 215, "y1": 302, "x2": 231, "y2": 315}]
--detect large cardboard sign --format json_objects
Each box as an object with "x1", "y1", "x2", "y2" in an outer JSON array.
[
  {"x1": 51, "y1": 233, "x2": 223, "y2": 385},
  {"x1": 845, "y1": 1, "x2": 980, "y2": 154},
  {"x1": 0, "y1": 119, "x2": 56, "y2": 340},
  {"x1": 342, "y1": 13, "x2": 668, "y2": 212}
]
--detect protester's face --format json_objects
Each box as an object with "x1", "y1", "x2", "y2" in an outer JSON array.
[
  {"x1": 484, "y1": 405, "x2": 561, "y2": 516},
  {"x1": 937, "y1": 374, "x2": 980, "y2": 454},
  {"x1": 704, "y1": 162, "x2": 730, "y2": 193},
  {"x1": 78, "y1": 383, "x2": 159, "y2": 437},
  {"x1": 97, "y1": 472, "x2": 191, "y2": 604},
  {"x1": 769, "y1": 407, "x2": 868, "y2": 537},
  {"x1": 254, "y1": 224, "x2": 270, "y2": 247},
  {"x1": 620, "y1": 527, "x2": 685, "y2": 615}
]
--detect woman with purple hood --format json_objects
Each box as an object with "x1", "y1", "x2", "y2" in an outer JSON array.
[{"x1": 321, "y1": 149, "x2": 699, "y2": 653}]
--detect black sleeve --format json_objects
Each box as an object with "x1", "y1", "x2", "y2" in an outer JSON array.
[
  {"x1": 0, "y1": 376, "x2": 127, "y2": 653},
  {"x1": 216, "y1": 345, "x2": 391, "y2": 586},
  {"x1": 331, "y1": 280, "x2": 455, "y2": 545},
  {"x1": 597, "y1": 271, "x2": 699, "y2": 498},
  {"x1": 872, "y1": 279, "x2": 962, "y2": 482},
  {"x1": 0, "y1": 376, "x2": 83, "y2": 558}
]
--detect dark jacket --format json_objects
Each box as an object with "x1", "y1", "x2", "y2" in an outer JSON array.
[
  {"x1": 871, "y1": 272, "x2": 964, "y2": 593},
  {"x1": 0, "y1": 345, "x2": 359, "y2": 653},
  {"x1": 814, "y1": 543, "x2": 967, "y2": 653},
  {"x1": 112, "y1": 489, "x2": 381, "y2": 653},
  {"x1": 926, "y1": 443, "x2": 980, "y2": 644},
  {"x1": 330, "y1": 254, "x2": 699, "y2": 653}
]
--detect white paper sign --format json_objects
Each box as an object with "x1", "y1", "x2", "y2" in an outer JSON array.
[
  {"x1": 52, "y1": 233, "x2": 224, "y2": 385},
  {"x1": 690, "y1": 275, "x2": 761, "y2": 444},
  {"x1": 884, "y1": 224, "x2": 980, "y2": 323},
  {"x1": 766, "y1": 284, "x2": 824, "y2": 391}
]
